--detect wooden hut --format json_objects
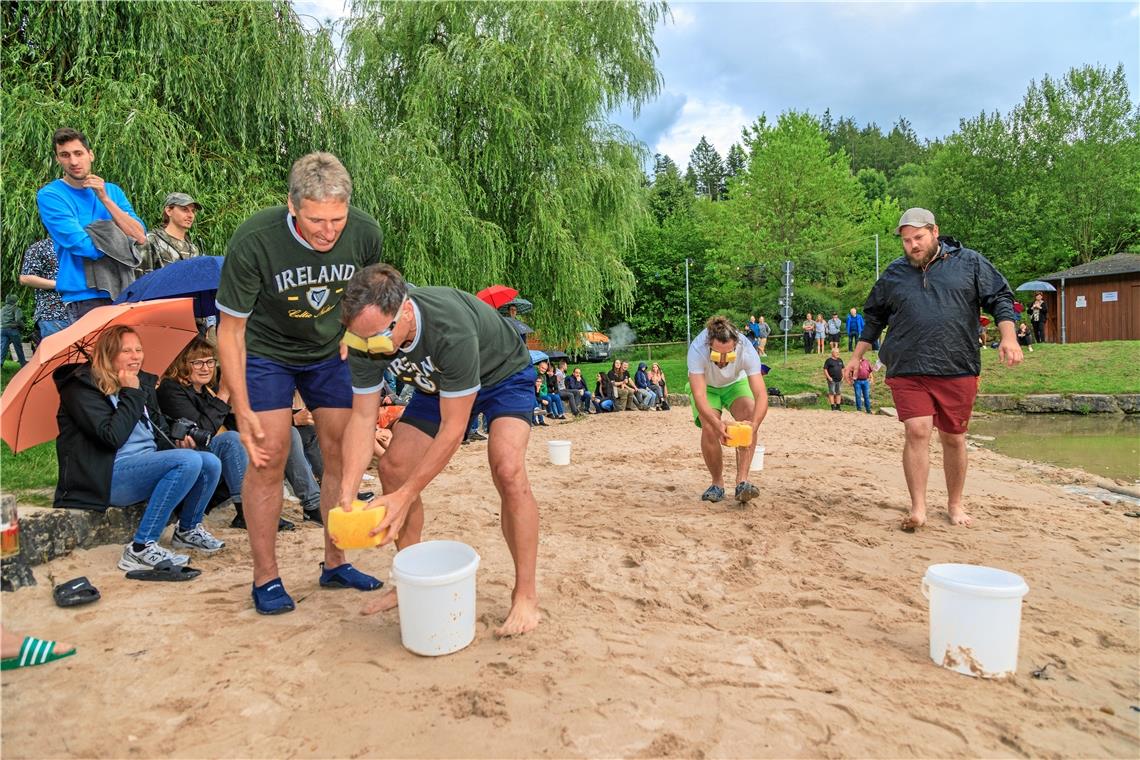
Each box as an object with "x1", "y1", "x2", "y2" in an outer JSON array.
[{"x1": 1040, "y1": 253, "x2": 1140, "y2": 343}]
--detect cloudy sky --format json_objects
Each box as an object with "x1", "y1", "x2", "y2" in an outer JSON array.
[
  {"x1": 297, "y1": 1, "x2": 1139, "y2": 168},
  {"x1": 614, "y1": 1, "x2": 1139, "y2": 167}
]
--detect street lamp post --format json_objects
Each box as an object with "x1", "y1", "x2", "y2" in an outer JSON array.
[
  {"x1": 684, "y1": 257, "x2": 691, "y2": 345},
  {"x1": 874, "y1": 233, "x2": 880, "y2": 279}
]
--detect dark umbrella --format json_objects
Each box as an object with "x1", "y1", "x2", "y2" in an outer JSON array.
[
  {"x1": 499, "y1": 297, "x2": 533, "y2": 316},
  {"x1": 545, "y1": 350, "x2": 569, "y2": 363},
  {"x1": 504, "y1": 316, "x2": 534, "y2": 336},
  {"x1": 476, "y1": 284, "x2": 518, "y2": 309},
  {"x1": 114, "y1": 256, "x2": 225, "y2": 318}
]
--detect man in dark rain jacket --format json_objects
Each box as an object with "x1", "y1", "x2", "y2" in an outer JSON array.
[{"x1": 843, "y1": 208, "x2": 1022, "y2": 531}]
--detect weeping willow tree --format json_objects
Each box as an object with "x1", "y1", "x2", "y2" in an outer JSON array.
[
  {"x1": 341, "y1": 0, "x2": 664, "y2": 344},
  {"x1": 0, "y1": 0, "x2": 341, "y2": 301}
]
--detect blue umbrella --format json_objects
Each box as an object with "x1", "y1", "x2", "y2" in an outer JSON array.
[
  {"x1": 115, "y1": 256, "x2": 225, "y2": 318},
  {"x1": 529, "y1": 349, "x2": 549, "y2": 365},
  {"x1": 1015, "y1": 280, "x2": 1057, "y2": 292}
]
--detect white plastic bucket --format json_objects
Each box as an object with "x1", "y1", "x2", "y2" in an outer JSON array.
[
  {"x1": 750, "y1": 445, "x2": 765, "y2": 472},
  {"x1": 547, "y1": 440, "x2": 572, "y2": 465},
  {"x1": 921, "y1": 564, "x2": 1029, "y2": 678},
  {"x1": 392, "y1": 541, "x2": 481, "y2": 656}
]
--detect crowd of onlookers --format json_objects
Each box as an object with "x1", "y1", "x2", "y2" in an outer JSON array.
[{"x1": 521, "y1": 358, "x2": 670, "y2": 429}]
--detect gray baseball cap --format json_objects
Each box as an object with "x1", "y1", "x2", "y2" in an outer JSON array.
[
  {"x1": 895, "y1": 207, "x2": 936, "y2": 234},
  {"x1": 162, "y1": 192, "x2": 201, "y2": 209}
]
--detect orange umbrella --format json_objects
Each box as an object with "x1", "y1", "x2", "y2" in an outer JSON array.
[{"x1": 1, "y1": 298, "x2": 198, "y2": 453}]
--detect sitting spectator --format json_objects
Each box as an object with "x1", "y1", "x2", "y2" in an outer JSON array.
[
  {"x1": 158, "y1": 337, "x2": 318, "y2": 530},
  {"x1": 649, "y1": 362, "x2": 670, "y2": 404},
  {"x1": 607, "y1": 359, "x2": 635, "y2": 411},
  {"x1": 535, "y1": 360, "x2": 566, "y2": 418},
  {"x1": 634, "y1": 361, "x2": 664, "y2": 410},
  {"x1": 564, "y1": 367, "x2": 594, "y2": 414},
  {"x1": 1016, "y1": 321, "x2": 1034, "y2": 352},
  {"x1": 54, "y1": 325, "x2": 224, "y2": 571},
  {"x1": 555, "y1": 360, "x2": 585, "y2": 416},
  {"x1": 532, "y1": 377, "x2": 550, "y2": 425},
  {"x1": 593, "y1": 371, "x2": 617, "y2": 412},
  {"x1": 292, "y1": 390, "x2": 323, "y2": 482},
  {"x1": 546, "y1": 360, "x2": 580, "y2": 416}
]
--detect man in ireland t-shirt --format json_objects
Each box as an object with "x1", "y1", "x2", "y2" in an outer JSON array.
[
  {"x1": 336, "y1": 264, "x2": 542, "y2": 636},
  {"x1": 216, "y1": 152, "x2": 384, "y2": 615},
  {"x1": 687, "y1": 315, "x2": 769, "y2": 505}
]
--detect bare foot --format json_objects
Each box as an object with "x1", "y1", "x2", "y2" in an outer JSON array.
[
  {"x1": 948, "y1": 504, "x2": 973, "y2": 526},
  {"x1": 360, "y1": 589, "x2": 398, "y2": 616},
  {"x1": 901, "y1": 509, "x2": 927, "y2": 532},
  {"x1": 494, "y1": 595, "x2": 540, "y2": 637}
]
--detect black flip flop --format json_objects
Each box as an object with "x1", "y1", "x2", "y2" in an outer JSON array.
[
  {"x1": 53, "y1": 576, "x2": 101, "y2": 607},
  {"x1": 124, "y1": 560, "x2": 202, "y2": 582}
]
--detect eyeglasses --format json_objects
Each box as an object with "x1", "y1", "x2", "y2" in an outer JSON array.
[
  {"x1": 342, "y1": 299, "x2": 406, "y2": 356},
  {"x1": 189, "y1": 358, "x2": 217, "y2": 369}
]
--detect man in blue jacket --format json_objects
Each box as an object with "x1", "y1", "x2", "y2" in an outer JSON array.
[
  {"x1": 844, "y1": 208, "x2": 1022, "y2": 532},
  {"x1": 845, "y1": 307, "x2": 864, "y2": 351},
  {"x1": 36, "y1": 128, "x2": 147, "y2": 322}
]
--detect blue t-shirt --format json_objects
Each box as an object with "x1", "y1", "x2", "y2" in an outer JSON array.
[
  {"x1": 109, "y1": 394, "x2": 158, "y2": 462},
  {"x1": 36, "y1": 179, "x2": 144, "y2": 302}
]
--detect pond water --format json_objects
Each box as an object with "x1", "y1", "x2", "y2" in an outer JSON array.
[{"x1": 969, "y1": 414, "x2": 1140, "y2": 482}]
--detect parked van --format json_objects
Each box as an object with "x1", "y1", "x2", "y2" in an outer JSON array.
[{"x1": 526, "y1": 324, "x2": 610, "y2": 362}]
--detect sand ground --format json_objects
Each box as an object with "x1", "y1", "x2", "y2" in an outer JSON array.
[{"x1": 2, "y1": 407, "x2": 1138, "y2": 758}]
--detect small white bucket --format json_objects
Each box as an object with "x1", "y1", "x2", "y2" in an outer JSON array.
[
  {"x1": 393, "y1": 541, "x2": 481, "y2": 656},
  {"x1": 922, "y1": 564, "x2": 1029, "y2": 678},
  {"x1": 750, "y1": 445, "x2": 765, "y2": 472},
  {"x1": 547, "y1": 440, "x2": 572, "y2": 466}
]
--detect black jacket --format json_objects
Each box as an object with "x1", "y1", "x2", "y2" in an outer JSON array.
[
  {"x1": 156, "y1": 378, "x2": 235, "y2": 435},
  {"x1": 859, "y1": 237, "x2": 1015, "y2": 378},
  {"x1": 53, "y1": 365, "x2": 173, "y2": 511}
]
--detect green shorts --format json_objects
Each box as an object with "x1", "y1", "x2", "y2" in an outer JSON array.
[{"x1": 686, "y1": 376, "x2": 754, "y2": 427}]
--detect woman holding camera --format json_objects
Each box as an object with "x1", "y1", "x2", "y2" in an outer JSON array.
[
  {"x1": 54, "y1": 326, "x2": 225, "y2": 571},
  {"x1": 157, "y1": 337, "x2": 320, "y2": 530}
]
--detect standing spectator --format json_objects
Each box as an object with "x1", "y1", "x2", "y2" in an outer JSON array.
[
  {"x1": 746, "y1": 315, "x2": 761, "y2": 348},
  {"x1": 844, "y1": 208, "x2": 1022, "y2": 531},
  {"x1": 139, "y1": 193, "x2": 202, "y2": 273},
  {"x1": 845, "y1": 307, "x2": 865, "y2": 351},
  {"x1": 36, "y1": 128, "x2": 146, "y2": 322},
  {"x1": 564, "y1": 367, "x2": 594, "y2": 413},
  {"x1": 814, "y1": 314, "x2": 826, "y2": 354},
  {"x1": 215, "y1": 151, "x2": 385, "y2": 614},
  {"x1": 827, "y1": 312, "x2": 842, "y2": 350},
  {"x1": 0, "y1": 295, "x2": 27, "y2": 366},
  {"x1": 851, "y1": 353, "x2": 875, "y2": 413},
  {"x1": 801, "y1": 313, "x2": 814, "y2": 354},
  {"x1": 823, "y1": 347, "x2": 845, "y2": 411},
  {"x1": 1029, "y1": 292, "x2": 1048, "y2": 344},
  {"x1": 19, "y1": 238, "x2": 69, "y2": 342},
  {"x1": 755, "y1": 316, "x2": 770, "y2": 356}
]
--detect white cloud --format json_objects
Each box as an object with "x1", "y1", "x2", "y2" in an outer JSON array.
[
  {"x1": 653, "y1": 97, "x2": 751, "y2": 166},
  {"x1": 669, "y1": 5, "x2": 697, "y2": 28}
]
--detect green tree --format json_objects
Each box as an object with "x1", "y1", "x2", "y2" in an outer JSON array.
[
  {"x1": 856, "y1": 167, "x2": 888, "y2": 203},
  {"x1": 687, "y1": 135, "x2": 725, "y2": 200},
  {"x1": 1, "y1": 0, "x2": 340, "y2": 302},
  {"x1": 648, "y1": 154, "x2": 692, "y2": 224},
  {"x1": 725, "y1": 142, "x2": 747, "y2": 178}
]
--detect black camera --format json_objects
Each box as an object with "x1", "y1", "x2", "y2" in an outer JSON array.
[{"x1": 169, "y1": 418, "x2": 212, "y2": 449}]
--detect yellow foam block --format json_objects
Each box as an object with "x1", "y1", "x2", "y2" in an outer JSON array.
[
  {"x1": 725, "y1": 422, "x2": 753, "y2": 448},
  {"x1": 328, "y1": 501, "x2": 388, "y2": 549}
]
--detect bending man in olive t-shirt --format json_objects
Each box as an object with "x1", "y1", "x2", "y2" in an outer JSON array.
[
  {"x1": 215, "y1": 152, "x2": 385, "y2": 615},
  {"x1": 337, "y1": 264, "x2": 542, "y2": 636}
]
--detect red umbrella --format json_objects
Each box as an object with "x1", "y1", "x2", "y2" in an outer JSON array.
[
  {"x1": 1, "y1": 299, "x2": 198, "y2": 452},
  {"x1": 979, "y1": 315, "x2": 990, "y2": 326},
  {"x1": 476, "y1": 285, "x2": 518, "y2": 309}
]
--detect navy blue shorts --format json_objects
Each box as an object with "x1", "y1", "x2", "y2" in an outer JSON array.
[
  {"x1": 400, "y1": 366, "x2": 537, "y2": 437},
  {"x1": 246, "y1": 353, "x2": 353, "y2": 412}
]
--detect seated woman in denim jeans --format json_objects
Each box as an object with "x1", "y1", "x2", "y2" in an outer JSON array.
[
  {"x1": 53, "y1": 325, "x2": 225, "y2": 572},
  {"x1": 157, "y1": 336, "x2": 322, "y2": 530}
]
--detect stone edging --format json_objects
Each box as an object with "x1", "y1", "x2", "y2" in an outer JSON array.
[{"x1": 976, "y1": 393, "x2": 1140, "y2": 414}]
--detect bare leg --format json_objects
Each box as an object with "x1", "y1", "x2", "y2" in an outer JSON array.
[
  {"x1": 900, "y1": 416, "x2": 933, "y2": 530},
  {"x1": 243, "y1": 410, "x2": 293, "y2": 585},
  {"x1": 728, "y1": 396, "x2": 756, "y2": 485},
  {"x1": 311, "y1": 407, "x2": 354, "y2": 570},
  {"x1": 486, "y1": 416, "x2": 540, "y2": 636},
  {"x1": 360, "y1": 422, "x2": 431, "y2": 616},
  {"x1": 700, "y1": 420, "x2": 725, "y2": 488},
  {"x1": 939, "y1": 429, "x2": 972, "y2": 526}
]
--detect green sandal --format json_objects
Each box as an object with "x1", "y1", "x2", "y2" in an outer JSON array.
[{"x1": 0, "y1": 637, "x2": 77, "y2": 671}]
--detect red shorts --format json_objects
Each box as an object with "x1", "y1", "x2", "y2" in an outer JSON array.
[{"x1": 885, "y1": 375, "x2": 979, "y2": 434}]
